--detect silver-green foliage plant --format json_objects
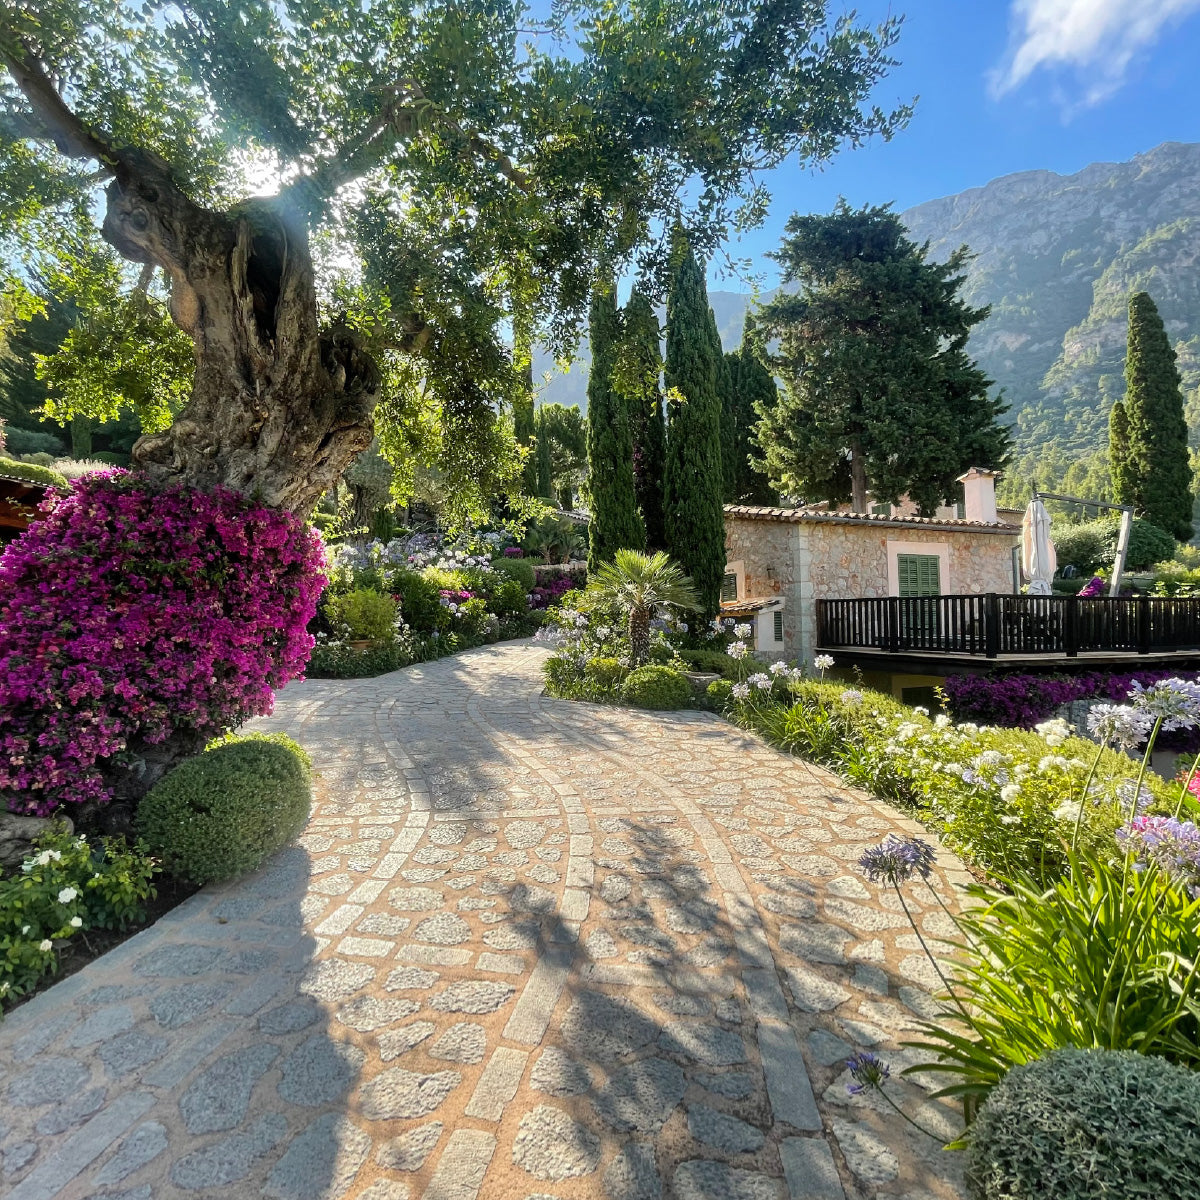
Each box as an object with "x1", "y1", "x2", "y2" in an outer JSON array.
[
  {"x1": 137, "y1": 735, "x2": 312, "y2": 885},
  {"x1": 964, "y1": 1048, "x2": 1200, "y2": 1200}
]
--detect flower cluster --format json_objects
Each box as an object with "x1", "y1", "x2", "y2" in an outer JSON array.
[
  {"x1": 1116, "y1": 815, "x2": 1200, "y2": 897},
  {"x1": 859, "y1": 835, "x2": 936, "y2": 885},
  {"x1": 0, "y1": 473, "x2": 325, "y2": 814}
]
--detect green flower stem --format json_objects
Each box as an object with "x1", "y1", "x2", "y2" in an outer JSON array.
[
  {"x1": 1174, "y1": 748, "x2": 1200, "y2": 819},
  {"x1": 1071, "y1": 742, "x2": 1107, "y2": 852},
  {"x1": 894, "y1": 882, "x2": 971, "y2": 1022},
  {"x1": 868, "y1": 1079, "x2": 951, "y2": 1143},
  {"x1": 923, "y1": 880, "x2": 982, "y2": 956}
]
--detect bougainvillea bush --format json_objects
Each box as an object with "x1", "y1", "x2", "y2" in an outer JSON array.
[{"x1": 0, "y1": 472, "x2": 326, "y2": 815}]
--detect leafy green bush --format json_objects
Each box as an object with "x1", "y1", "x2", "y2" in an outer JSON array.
[
  {"x1": 621, "y1": 665, "x2": 693, "y2": 709},
  {"x1": 91, "y1": 451, "x2": 130, "y2": 466},
  {"x1": 389, "y1": 568, "x2": 448, "y2": 633},
  {"x1": 909, "y1": 850, "x2": 1200, "y2": 1108},
  {"x1": 455, "y1": 596, "x2": 493, "y2": 638},
  {"x1": 543, "y1": 654, "x2": 585, "y2": 698},
  {"x1": 323, "y1": 587, "x2": 397, "y2": 641},
  {"x1": 584, "y1": 656, "x2": 628, "y2": 694},
  {"x1": 492, "y1": 557, "x2": 536, "y2": 591},
  {"x1": 964, "y1": 1048, "x2": 1200, "y2": 1200},
  {"x1": 490, "y1": 578, "x2": 529, "y2": 618},
  {"x1": 1054, "y1": 517, "x2": 1177, "y2": 574},
  {"x1": 0, "y1": 455, "x2": 68, "y2": 489},
  {"x1": 2, "y1": 427, "x2": 65, "y2": 456},
  {"x1": 311, "y1": 510, "x2": 335, "y2": 533},
  {"x1": 706, "y1": 679, "x2": 734, "y2": 709},
  {"x1": 137, "y1": 737, "x2": 312, "y2": 884},
  {"x1": 678, "y1": 647, "x2": 740, "y2": 678},
  {"x1": 1, "y1": 829, "x2": 158, "y2": 1007}
]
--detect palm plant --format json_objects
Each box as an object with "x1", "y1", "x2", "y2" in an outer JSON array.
[{"x1": 588, "y1": 549, "x2": 700, "y2": 666}]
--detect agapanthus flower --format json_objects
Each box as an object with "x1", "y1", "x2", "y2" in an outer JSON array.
[
  {"x1": 1115, "y1": 780, "x2": 1155, "y2": 817},
  {"x1": 1116, "y1": 815, "x2": 1200, "y2": 896},
  {"x1": 728, "y1": 641, "x2": 749, "y2": 660},
  {"x1": 1129, "y1": 678, "x2": 1200, "y2": 732},
  {"x1": 769, "y1": 661, "x2": 789, "y2": 676},
  {"x1": 814, "y1": 654, "x2": 835, "y2": 672},
  {"x1": 840, "y1": 689, "x2": 864, "y2": 706},
  {"x1": 845, "y1": 1051, "x2": 890, "y2": 1095},
  {"x1": 731, "y1": 682, "x2": 751, "y2": 700},
  {"x1": 1086, "y1": 704, "x2": 1154, "y2": 750},
  {"x1": 859, "y1": 835, "x2": 935, "y2": 885},
  {"x1": 734, "y1": 623, "x2": 753, "y2": 639}
]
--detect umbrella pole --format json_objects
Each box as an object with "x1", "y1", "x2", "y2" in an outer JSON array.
[{"x1": 1110, "y1": 508, "x2": 1133, "y2": 597}]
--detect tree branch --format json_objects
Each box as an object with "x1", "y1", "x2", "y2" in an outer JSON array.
[{"x1": 0, "y1": 40, "x2": 117, "y2": 168}]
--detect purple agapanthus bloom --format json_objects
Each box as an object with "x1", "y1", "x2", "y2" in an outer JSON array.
[
  {"x1": 1129, "y1": 678, "x2": 1200, "y2": 732},
  {"x1": 845, "y1": 1051, "x2": 891, "y2": 1095},
  {"x1": 859, "y1": 835, "x2": 936, "y2": 885},
  {"x1": 1086, "y1": 703, "x2": 1154, "y2": 750},
  {"x1": 1116, "y1": 815, "x2": 1200, "y2": 897}
]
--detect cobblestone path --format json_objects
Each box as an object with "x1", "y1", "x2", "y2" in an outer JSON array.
[{"x1": 0, "y1": 641, "x2": 973, "y2": 1200}]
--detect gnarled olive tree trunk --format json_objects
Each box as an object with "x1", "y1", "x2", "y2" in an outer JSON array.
[{"x1": 102, "y1": 153, "x2": 380, "y2": 512}]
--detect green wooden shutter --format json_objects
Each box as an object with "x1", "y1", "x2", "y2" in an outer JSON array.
[
  {"x1": 721, "y1": 573, "x2": 738, "y2": 601},
  {"x1": 897, "y1": 554, "x2": 940, "y2": 597},
  {"x1": 773, "y1": 611, "x2": 783, "y2": 643}
]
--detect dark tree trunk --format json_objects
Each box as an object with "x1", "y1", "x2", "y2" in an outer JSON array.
[
  {"x1": 850, "y1": 440, "x2": 868, "y2": 513},
  {"x1": 101, "y1": 152, "x2": 381, "y2": 513}
]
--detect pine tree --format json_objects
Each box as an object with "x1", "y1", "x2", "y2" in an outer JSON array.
[
  {"x1": 586, "y1": 283, "x2": 644, "y2": 568},
  {"x1": 723, "y1": 317, "x2": 778, "y2": 505},
  {"x1": 756, "y1": 203, "x2": 1009, "y2": 514},
  {"x1": 617, "y1": 289, "x2": 667, "y2": 549},
  {"x1": 1120, "y1": 292, "x2": 1193, "y2": 540},
  {"x1": 664, "y1": 239, "x2": 726, "y2": 619}
]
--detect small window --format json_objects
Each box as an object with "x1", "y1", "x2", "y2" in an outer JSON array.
[
  {"x1": 870, "y1": 502, "x2": 891, "y2": 517},
  {"x1": 772, "y1": 611, "x2": 784, "y2": 643},
  {"x1": 955, "y1": 486, "x2": 966, "y2": 520},
  {"x1": 896, "y1": 553, "x2": 941, "y2": 597},
  {"x1": 721, "y1": 572, "x2": 738, "y2": 602}
]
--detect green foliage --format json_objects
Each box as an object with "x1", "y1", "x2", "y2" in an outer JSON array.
[
  {"x1": 584, "y1": 656, "x2": 629, "y2": 694},
  {"x1": 1053, "y1": 516, "x2": 1176, "y2": 573},
  {"x1": 586, "y1": 283, "x2": 644, "y2": 567},
  {"x1": 678, "y1": 648, "x2": 740, "y2": 678},
  {"x1": 0, "y1": 456, "x2": 68, "y2": 489},
  {"x1": 535, "y1": 403, "x2": 587, "y2": 510},
  {"x1": 756, "y1": 202, "x2": 1010, "y2": 513},
  {"x1": 721, "y1": 318, "x2": 777, "y2": 505},
  {"x1": 617, "y1": 288, "x2": 667, "y2": 549},
  {"x1": 910, "y1": 854, "x2": 1200, "y2": 1111},
  {"x1": 137, "y1": 737, "x2": 312, "y2": 885},
  {"x1": 1, "y1": 427, "x2": 65, "y2": 456},
  {"x1": 491, "y1": 556, "x2": 536, "y2": 591},
  {"x1": 1, "y1": 828, "x2": 158, "y2": 1007},
  {"x1": 1117, "y1": 292, "x2": 1193, "y2": 540},
  {"x1": 621, "y1": 664, "x2": 694, "y2": 709},
  {"x1": 964, "y1": 1048, "x2": 1200, "y2": 1200},
  {"x1": 664, "y1": 239, "x2": 727, "y2": 617},
  {"x1": 323, "y1": 588, "x2": 398, "y2": 642},
  {"x1": 706, "y1": 678, "x2": 734, "y2": 708},
  {"x1": 522, "y1": 511, "x2": 586, "y2": 564},
  {"x1": 388, "y1": 569, "x2": 449, "y2": 633},
  {"x1": 490, "y1": 578, "x2": 529, "y2": 618}
]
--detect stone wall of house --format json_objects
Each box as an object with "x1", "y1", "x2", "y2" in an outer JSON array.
[{"x1": 724, "y1": 517, "x2": 799, "y2": 658}]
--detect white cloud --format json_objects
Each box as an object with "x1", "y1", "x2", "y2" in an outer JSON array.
[{"x1": 992, "y1": 0, "x2": 1200, "y2": 107}]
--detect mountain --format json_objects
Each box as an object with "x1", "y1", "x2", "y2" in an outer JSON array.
[{"x1": 540, "y1": 142, "x2": 1200, "y2": 498}]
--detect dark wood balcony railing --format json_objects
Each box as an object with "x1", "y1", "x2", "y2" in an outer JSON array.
[{"x1": 815, "y1": 594, "x2": 1200, "y2": 659}]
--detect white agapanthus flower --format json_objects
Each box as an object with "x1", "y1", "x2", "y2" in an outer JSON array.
[
  {"x1": 840, "y1": 689, "x2": 864, "y2": 706},
  {"x1": 769, "y1": 660, "x2": 789, "y2": 675},
  {"x1": 1053, "y1": 799, "x2": 1082, "y2": 825},
  {"x1": 57, "y1": 887, "x2": 78, "y2": 904},
  {"x1": 813, "y1": 654, "x2": 834, "y2": 671},
  {"x1": 596, "y1": 626, "x2": 612, "y2": 640},
  {"x1": 748, "y1": 673, "x2": 772, "y2": 690},
  {"x1": 728, "y1": 641, "x2": 749, "y2": 660},
  {"x1": 734, "y1": 623, "x2": 753, "y2": 639},
  {"x1": 731, "y1": 682, "x2": 751, "y2": 700},
  {"x1": 1000, "y1": 783, "x2": 1021, "y2": 804}
]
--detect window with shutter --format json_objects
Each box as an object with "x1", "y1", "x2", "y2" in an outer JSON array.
[
  {"x1": 773, "y1": 611, "x2": 783, "y2": 642},
  {"x1": 721, "y1": 573, "x2": 738, "y2": 601},
  {"x1": 896, "y1": 554, "x2": 940, "y2": 597}
]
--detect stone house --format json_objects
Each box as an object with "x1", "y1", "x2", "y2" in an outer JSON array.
[{"x1": 722, "y1": 469, "x2": 1020, "y2": 672}]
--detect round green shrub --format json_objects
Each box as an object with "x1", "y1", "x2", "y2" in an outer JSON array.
[
  {"x1": 584, "y1": 656, "x2": 628, "y2": 694},
  {"x1": 387, "y1": 568, "x2": 447, "y2": 633},
  {"x1": 706, "y1": 678, "x2": 734, "y2": 707},
  {"x1": 323, "y1": 587, "x2": 397, "y2": 641},
  {"x1": 647, "y1": 642, "x2": 675, "y2": 665},
  {"x1": 965, "y1": 1047, "x2": 1200, "y2": 1200},
  {"x1": 1054, "y1": 517, "x2": 1177, "y2": 575},
  {"x1": 490, "y1": 578, "x2": 529, "y2": 618},
  {"x1": 621, "y1": 665, "x2": 693, "y2": 710},
  {"x1": 0, "y1": 455, "x2": 68, "y2": 489},
  {"x1": 492, "y1": 557, "x2": 536, "y2": 591},
  {"x1": 3, "y1": 427, "x2": 65, "y2": 457},
  {"x1": 137, "y1": 737, "x2": 312, "y2": 884}
]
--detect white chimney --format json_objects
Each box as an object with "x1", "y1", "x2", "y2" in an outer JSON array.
[{"x1": 957, "y1": 467, "x2": 1000, "y2": 524}]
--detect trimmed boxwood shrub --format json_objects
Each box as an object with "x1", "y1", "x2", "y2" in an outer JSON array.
[
  {"x1": 965, "y1": 1047, "x2": 1200, "y2": 1200},
  {"x1": 492, "y1": 557, "x2": 536, "y2": 591},
  {"x1": 584, "y1": 656, "x2": 628, "y2": 694},
  {"x1": 490, "y1": 578, "x2": 529, "y2": 618},
  {"x1": 0, "y1": 455, "x2": 68, "y2": 489},
  {"x1": 679, "y1": 648, "x2": 739, "y2": 678},
  {"x1": 137, "y1": 735, "x2": 312, "y2": 884},
  {"x1": 621, "y1": 665, "x2": 693, "y2": 710},
  {"x1": 324, "y1": 587, "x2": 397, "y2": 641}
]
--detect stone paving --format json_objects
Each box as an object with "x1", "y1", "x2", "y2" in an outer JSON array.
[{"x1": 0, "y1": 640, "x2": 974, "y2": 1200}]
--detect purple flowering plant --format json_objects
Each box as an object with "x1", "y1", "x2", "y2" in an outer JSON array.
[{"x1": 0, "y1": 472, "x2": 326, "y2": 815}]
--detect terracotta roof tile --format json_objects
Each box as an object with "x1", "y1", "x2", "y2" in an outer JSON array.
[{"x1": 723, "y1": 504, "x2": 1019, "y2": 534}]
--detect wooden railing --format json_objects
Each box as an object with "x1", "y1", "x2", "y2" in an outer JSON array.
[{"x1": 815, "y1": 594, "x2": 1200, "y2": 658}]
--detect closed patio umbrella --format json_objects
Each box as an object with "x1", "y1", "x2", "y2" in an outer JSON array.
[{"x1": 1021, "y1": 499, "x2": 1056, "y2": 596}]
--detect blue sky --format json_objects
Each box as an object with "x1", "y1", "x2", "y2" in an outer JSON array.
[{"x1": 723, "y1": 0, "x2": 1200, "y2": 287}]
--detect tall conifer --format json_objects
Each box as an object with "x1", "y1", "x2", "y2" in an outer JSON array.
[
  {"x1": 1120, "y1": 292, "x2": 1193, "y2": 540},
  {"x1": 723, "y1": 317, "x2": 778, "y2": 505},
  {"x1": 534, "y1": 406, "x2": 554, "y2": 499},
  {"x1": 586, "y1": 283, "x2": 644, "y2": 568},
  {"x1": 664, "y1": 239, "x2": 726, "y2": 619},
  {"x1": 618, "y1": 289, "x2": 668, "y2": 550}
]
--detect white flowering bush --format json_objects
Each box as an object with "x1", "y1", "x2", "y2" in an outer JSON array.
[{"x1": 1, "y1": 829, "x2": 158, "y2": 1008}]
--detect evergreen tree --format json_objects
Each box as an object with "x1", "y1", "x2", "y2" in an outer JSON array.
[
  {"x1": 722, "y1": 316, "x2": 778, "y2": 505},
  {"x1": 664, "y1": 239, "x2": 726, "y2": 619},
  {"x1": 1119, "y1": 292, "x2": 1193, "y2": 540},
  {"x1": 756, "y1": 202, "x2": 1009, "y2": 514},
  {"x1": 534, "y1": 406, "x2": 554, "y2": 500},
  {"x1": 616, "y1": 289, "x2": 667, "y2": 549},
  {"x1": 1108, "y1": 399, "x2": 1136, "y2": 506},
  {"x1": 586, "y1": 283, "x2": 643, "y2": 568}
]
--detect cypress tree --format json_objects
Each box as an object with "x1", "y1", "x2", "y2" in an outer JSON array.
[
  {"x1": 586, "y1": 282, "x2": 644, "y2": 568},
  {"x1": 1121, "y1": 292, "x2": 1193, "y2": 541},
  {"x1": 664, "y1": 239, "x2": 726, "y2": 619},
  {"x1": 618, "y1": 288, "x2": 667, "y2": 550},
  {"x1": 534, "y1": 406, "x2": 554, "y2": 499},
  {"x1": 1108, "y1": 399, "x2": 1135, "y2": 506},
  {"x1": 723, "y1": 316, "x2": 778, "y2": 505}
]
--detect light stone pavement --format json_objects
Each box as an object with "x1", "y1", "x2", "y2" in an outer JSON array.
[{"x1": 0, "y1": 640, "x2": 974, "y2": 1200}]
